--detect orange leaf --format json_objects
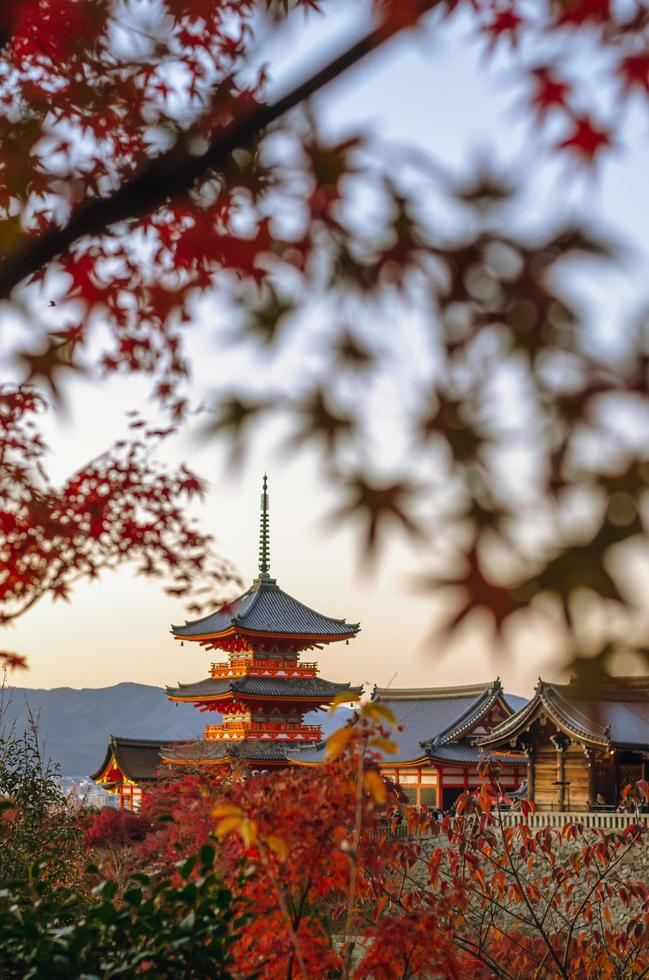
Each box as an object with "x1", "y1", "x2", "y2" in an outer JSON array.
[
  {"x1": 215, "y1": 815, "x2": 243, "y2": 838},
  {"x1": 364, "y1": 770, "x2": 387, "y2": 804},
  {"x1": 326, "y1": 726, "x2": 354, "y2": 759},
  {"x1": 265, "y1": 834, "x2": 288, "y2": 861}
]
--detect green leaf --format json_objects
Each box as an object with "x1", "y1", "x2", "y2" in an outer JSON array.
[
  {"x1": 123, "y1": 887, "x2": 142, "y2": 906},
  {"x1": 180, "y1": 855, "x2": 197, "y2": 880}
]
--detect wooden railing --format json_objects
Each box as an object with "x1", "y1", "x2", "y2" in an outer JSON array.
[
  {"x1": 499, "y1": 811, "x2": 647, "y2": 831},
  {"x1": 377, "y1": 811, "x2": 648, "y2": 840},
  {"x1": 204, "y1": 721, "x2": 322, "y2": 741},
  {"x1": 211, "y1": 658, "x2": 318, "y2": 678}
]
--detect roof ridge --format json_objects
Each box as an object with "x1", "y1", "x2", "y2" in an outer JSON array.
[
  {"x1": 432, "y1": 685, "x2": 503, "y2": 746},
  {"x1": 171, "y1": 585, "x2": 255, "y2": 631},
  {"x1": 540, "y1": 684, "x2": 610, "y2": 739},
  {"x1": 111, "y1": 736, "x2": 182, "y2": 747},
  {"x1": 255, "y1": 581, "x2": 357, "y2": 628},
  {"x1": 374, "y1": 682, "x2": 497, "y2": 701}
]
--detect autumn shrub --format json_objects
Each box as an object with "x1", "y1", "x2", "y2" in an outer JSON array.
[
  {"x1": 0, "y1": 844, "x2": 241, "y2": 980},
  {"x1": 0, "y1": 721, "x2": 87, "y2": 903},
  {"x1": 85, "y1": 806, "x2": 151, "y2": 849}
]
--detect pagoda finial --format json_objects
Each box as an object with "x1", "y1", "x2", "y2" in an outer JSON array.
[{"x1": 258, "y1": 473, "x2": 270, "y2": 577}]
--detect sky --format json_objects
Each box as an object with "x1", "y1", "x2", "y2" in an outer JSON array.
[{"x1": 7, "y1": 3, "x2": 649, "y2": 698}]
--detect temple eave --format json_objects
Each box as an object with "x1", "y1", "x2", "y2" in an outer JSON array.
[
  {"x1": 166, "y1": 692, "x2": 345, "y2": 704},
  {"x1": 173, "y1": 628, "x2": 359, "y2": 644}
]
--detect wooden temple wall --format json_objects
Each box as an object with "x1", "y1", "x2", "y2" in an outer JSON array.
[
  {"x1": 533, "y1": 747, "x2": 559, "y2": 809},
  {"x1": 564, "y1": 748, "x2": 590, "y2": 811}
]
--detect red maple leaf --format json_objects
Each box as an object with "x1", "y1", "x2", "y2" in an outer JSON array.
[
  {"x1": 557, "y1": 115, "x2": 611, "y2": 163},
  {"x1": 619, "y1": 53, "x2": 649, "y2": 95},
  {"x1": 483, "y1": 7, "x2": 524, "y2": 50},
  {"x1": 529, "y1": 66, "x2": 571, "y2": 117}
]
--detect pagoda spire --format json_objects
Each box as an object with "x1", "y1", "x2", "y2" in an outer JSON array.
[{"x1": 258, "y1": 473, "x2": 271, "y2": 578}]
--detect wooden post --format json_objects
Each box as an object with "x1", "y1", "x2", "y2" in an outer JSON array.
[
  {"x1": 551, "y1": 734, "x2": 569, "y2": 812},
  {"x1": 437, "y1": 765, "x2": 444, "y2": 812},
  {"x1": 521, "y1": 741, "x2": 535, "y2": 805},
  {"x1": 585, "y1": 747, "x2": 596, "y2": 810}
]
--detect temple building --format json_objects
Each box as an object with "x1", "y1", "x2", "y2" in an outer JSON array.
[
  {"x1": 90, "y1": 737, "x2": 177, "y2": 811},
  {"x1": 292, "y1": 680, "x2": 527, "y2": 809},
  {"x1": 160, "y1": 476, "x2": 362, "y2": 769},
  {"x1": 478, "y1": 676, "x2": 649, "y2": 811},
  {"x1": 369, "y1": 681, "x2": 526, "y2": 809}
]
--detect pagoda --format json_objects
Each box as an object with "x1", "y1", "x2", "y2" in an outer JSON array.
[{"x1": 162, "y1": 476, "x2": 361, "y2": 768}]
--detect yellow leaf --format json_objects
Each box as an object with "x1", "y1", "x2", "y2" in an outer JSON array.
[
  {"x1": 368, "y1": 737, "x2": 399, "y2": 755},
  {"x1": 212, "y1": 803, "x2": 243, "y2": 820},
  {"x1": 326, "y1": 726, "x2": 354, "y2": 759},
  {"x1": 215, "y1": 815, "x2": 243, "y2": 838},
  {"x1": 329, "y1": 692, "x2": 360, "y2": 714},
  {"x1": 240, "y1": 818, "x2": 258, "y2": 848},
  {"x1": 362, "y1": 702, "x2": 397, "y2": 726},
  {"x1": 265, "y1": 834, "x2": 289, "y2": 861},
  {"x1": 364, "y1": 770, "x2": 387, "y2": 804}
]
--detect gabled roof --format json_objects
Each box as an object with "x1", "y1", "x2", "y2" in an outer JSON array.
[
  {"x1": 478, "y1": 676, "x2": 649, "y2": 751},
  {"x1": 171, "y1": 577, "x2": 359, "y2": 644},
  {"x1": 90, "y1": 736, "x2": 177, "y2": 783},
  {"x1": 372, "y1": 680, "x2": 525, "y2": 765},
  {"x1": 166, "y1": 676, "x2": 361, "y2": 702}
]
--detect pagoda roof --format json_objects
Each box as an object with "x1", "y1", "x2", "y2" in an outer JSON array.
[
  {"x1": 166, "y1": 675, "x2": 362, "y2": 703},
  {"x1": 371, "y1": 680, "x2": 526, "y2": 765},
  {"x1": 90, "y1": 736, "x2": 176, "y2": 783},
  {"x1": 479, "y1": 676, "x2": 649, "y2": 752},
  {"x1": 161, "y1": 739, "x2": 311, "y2": 765},
  {"x1": 171, "y1": 577, "x2": 359, "y2": 644}
]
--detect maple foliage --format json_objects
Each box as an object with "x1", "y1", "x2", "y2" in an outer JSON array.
[
  {"x1": 0, "y1": 0, "x2": 649, "y2": 678},
  {"x1": 0, "y1": 0, "x2": 649, "y2": 680},
  {"x1": 118, "y1": 705, "x2": 472, "y2": 979},
  {"x1": 384, "y1": 761, "x2": 649, "y2": 979},
  {"x1": 82, "y1": 709, "x2": 649, "y2": 979},
  {"x1": 0, "y1": 382, "x2": 238, "y2": 669}
]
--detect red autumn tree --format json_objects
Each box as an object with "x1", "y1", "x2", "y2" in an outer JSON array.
[
  {"x1": 377, "y1": 765, "x2": 649, "y2": 978},
  {"x1": 0, "y1": 382, "x2": 238, "y2": 669},
  {"x1": 92, "y1": 706, "x2": 649, "y2": 978}
]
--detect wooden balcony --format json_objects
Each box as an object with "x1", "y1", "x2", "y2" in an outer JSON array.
[
  {"x1": 204, "y1": 721, "x2": 323, "y2": 742},
  {"x1": 210, "y1": 658, "x2": 318, "y2": 679}
]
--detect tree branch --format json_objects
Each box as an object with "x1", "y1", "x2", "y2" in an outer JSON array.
[{"x1": 0, "y1": 2, "x2": 438, "y2": 301}]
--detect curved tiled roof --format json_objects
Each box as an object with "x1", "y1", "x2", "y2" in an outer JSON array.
[
  {"x1": 166, "y1": 676, "x2": 361, "y2": 701},
  {"x1": 426, "y1": 744, "x2": 523, "y2": 765},
  {"x1": 161, "y1": 739, "x2": 308, "y2": 764},
  {"x1": 90, "y1": 736, "x2": 176, "y2": 782},
  {"x1": 172, "y1": 578, "x2": 359, "y2": 641},
  {"x1": 480, "y1": 677, "x2": 649, "y2": 751},
  {"x1": 372, "y1": 681, "x2": 524, "y2": 765}
]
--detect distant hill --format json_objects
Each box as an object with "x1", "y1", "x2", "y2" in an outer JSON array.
[{"x1": 0, "y1": 683, "x2": 343, "y2": 777}]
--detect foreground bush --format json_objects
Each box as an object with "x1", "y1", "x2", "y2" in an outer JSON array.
[{"x1": 0, "y1": 844, "x2": 240, "y2": 979}]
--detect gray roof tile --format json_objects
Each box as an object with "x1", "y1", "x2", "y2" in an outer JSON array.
[
  {"x1": 90, "y1": 736, "x2": 177, "y2": 782},
  {"x1": 373, "y1": 681, "x2": 527, "y2": 764},
  {"x1": 172, "y1": 579, "x2": 359, "y2": 640},
  {"x1": 167, "y1": 676, "x2": 361, "y2": 701},
  {"x1": 480, "y1": 677, "x2": 649, "y2": 750},
  {"x1": 162, "y1": 739, "x2": 307, "y2": 763}
]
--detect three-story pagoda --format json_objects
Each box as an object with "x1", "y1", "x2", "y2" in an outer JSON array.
[{"x1": 162, "y1": 476, "x2": 361, "y2": 768}]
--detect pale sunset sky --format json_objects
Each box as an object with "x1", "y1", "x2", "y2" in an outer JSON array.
[{"x1": 7, "y1": 4, "x2": 649, "y2": 697}]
